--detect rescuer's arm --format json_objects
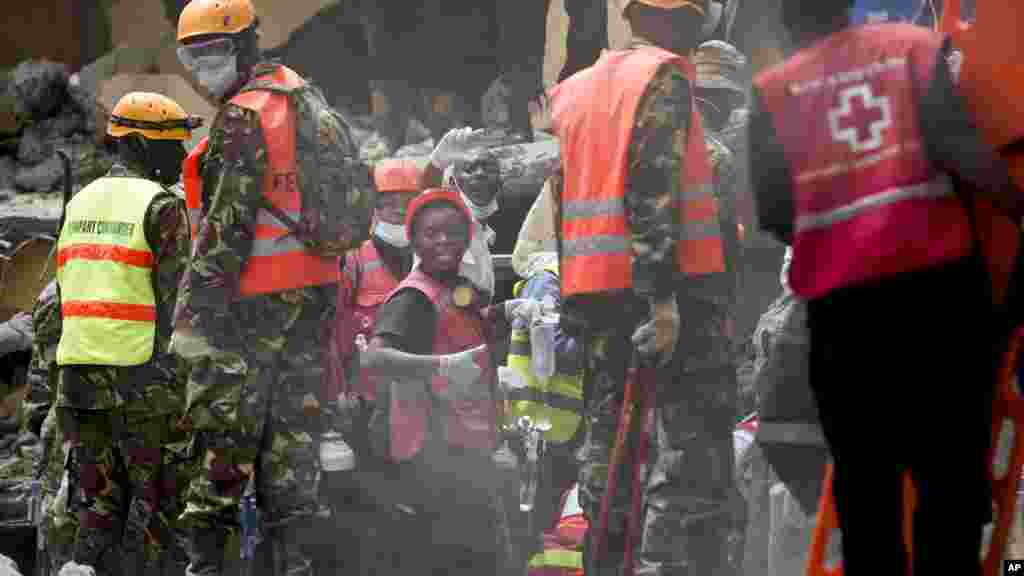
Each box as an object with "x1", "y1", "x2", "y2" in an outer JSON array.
[
  {"x1": 625, "y1": 64, "x2": 688, "y2": 301},
  {"x1": 748, "y1": 88, "x2": 795, "y2": 245},
  {"x1": 366, "y1": 288, "x2": 487, "y2": 397},
  {"x1": 517, "y1": 272, "x2": 580, "y2": 375},
  {"x1": 146, "y1": 194, "x2": 190, "y2": 353},
  {"x1": 178, "y1": 105, "x2": 267, "y2": 343},
  {"x1": 28, "y1": 284, "x2": 59, "y2": 395},
  {"x1": 918, "y1": 41, "x2": 1024, "y2": 221}
]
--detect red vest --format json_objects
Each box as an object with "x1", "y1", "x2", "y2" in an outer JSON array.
[
  {"x1": 755, "y1": 24, "x2": 971, "y2": 299},
  {"x1": 335, "y1": 241, "x2": 401, "y2": 400},
  {"x1": 181, "y1": 64, "x2": 340, "y2": 298},
  {"x1": 549, "y1": 45, "x2": 724, "y2": 297},
  {"x1": 385, "y1": 269, "x2": 497, "y2": 462}
]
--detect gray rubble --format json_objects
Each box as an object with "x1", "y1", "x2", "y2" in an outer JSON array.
[{"x1": 0, "y1": 59, "x2": 113, "y2": 199}]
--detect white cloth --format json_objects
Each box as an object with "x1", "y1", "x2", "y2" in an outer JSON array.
[{"x1": 512, "y1": 178, "x2": 559, "y2": 279}]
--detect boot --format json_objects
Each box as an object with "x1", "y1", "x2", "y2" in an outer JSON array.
[{"x1": 184, "y1": 526, "x2": 227, "y2": 576}]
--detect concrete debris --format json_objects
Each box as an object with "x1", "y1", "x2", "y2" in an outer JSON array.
[
  {"x1": 0, "y1": 554, "x2": 21, "y2": 576},
  {"x1": 0, "y1": 59, "x2": 113, "y2": 196},
  {"x1": 7, "y1": 60, "x2": 68, "y2": 123},
  {"x1": 14, "y1": 155, "x2": 64, "y2": 193}
]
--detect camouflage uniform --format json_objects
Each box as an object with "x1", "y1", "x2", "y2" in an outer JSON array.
[
  {"x1": 554, "y1": 43, "x2": 737, "y2": 576},
  {"x1": 29, "y1": 281, "x2": 78, "y2": 576},
  {"x1": 174, "y1": 62, "x2": 370, "y2": 576},
  {"x1": 55, "y1": 162, "x2": 190, "y2": 575}
]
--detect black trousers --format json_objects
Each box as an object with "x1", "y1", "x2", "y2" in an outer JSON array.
[{"x1": 807, "y1": 257, "x2": 996, "y2": 576}]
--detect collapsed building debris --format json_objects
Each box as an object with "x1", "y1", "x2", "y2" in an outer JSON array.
[{"x1": 0, "y1": 60, "x2": 113, "y2": 198}]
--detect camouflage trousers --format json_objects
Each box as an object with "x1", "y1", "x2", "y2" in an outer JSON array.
[
  {"x1": 179, "y1": 346, "x2": 321, "y2": 576},
  {"x1": 578, "y1": 329, "x2": 737, "y2": 576},
  {"x1": 56, "y1": 407, "x2": 185, "y2": 576}
]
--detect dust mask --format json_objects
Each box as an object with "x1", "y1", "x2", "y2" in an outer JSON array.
[
  {"x1": 374, "y1": 220, "x2": 409, "y2": 248},
  {"x1": 193, "y1": 54, "x2": 239, "y2": 101}
]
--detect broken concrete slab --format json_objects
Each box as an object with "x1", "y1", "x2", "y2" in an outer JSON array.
[{"x1": 7, "y1": 60, "x2": 68, "y2": 123}]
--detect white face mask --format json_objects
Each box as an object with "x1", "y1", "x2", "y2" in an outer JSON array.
[
  {"x1": 374, "y1": 220, "x2": 409, "y2": 248},
  {"x1": 193, "y1": 54, "x2": 239, "y2": 101}
]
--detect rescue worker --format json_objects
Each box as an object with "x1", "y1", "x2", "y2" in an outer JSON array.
[
  {"x1": 750, "y1": 1, "x2": 1024, "y2": 574},
  {"x1": 509, "y1": 176, "x2": 585, "y2": 576},
  {"x1": 327, "y1": 158, "x2": 418, "y2": 576},
  {"x1": 53, "y1": 91, "x2": 195, "y2": 575},
  {"x1": 360, "y1": 189, "x2": 509, "y2": 575},
  {"x1": 422, "y1": 127, "x2": 502, "y2": 305},
  {"x1": 547, "y1": 0, "x2": 735, "y2": 573},
  {"x1": 172, "y1": 1, "x2": 373, "y2": 574}
]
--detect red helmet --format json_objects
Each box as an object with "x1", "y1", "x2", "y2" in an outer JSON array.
[{"x1": 405, "y1": 188, "x2": 474, "y2": 241}]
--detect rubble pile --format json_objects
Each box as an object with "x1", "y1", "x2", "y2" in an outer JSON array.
[{"x1": 0, "y1": 60, "x2": 114, "y2": 199}]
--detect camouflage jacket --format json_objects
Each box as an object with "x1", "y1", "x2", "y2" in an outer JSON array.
[
  {"x1": 174, "y1": 62, "x2": 366, "y2": 356},
  {"x1": 56, "y1": 163, "x2": 190, "y2": 413},
  {"x1": 28, "y1": 281, "x2": 60, "y2": 404}
]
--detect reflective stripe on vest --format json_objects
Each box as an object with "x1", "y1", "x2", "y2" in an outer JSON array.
[
  {"x1": 754, "y1": 24, "x2": 971, "y2": 299},
  {"x1": 507, "y1": 264, "x2": 582, "y2": 443},
  {"x1": 56, "y1": 177, "x2": 161, "y2": 366},
  {"x1": 385, "y1": 269, "x2": 497, "y2": 461},
  {"x1": 193, "y1": 64, "x2": 340, "y2": 297},
  {"x1": 183, "y1": 136, "x2": 209, "y2": 239},
  {"x1": 550, "y1": 46, "x2": 725, "y2": 297},
  {"x1": 528, "y1": 548, "x2": 583, "y2": 570},
  {"x1": 755, "y1": 421, "x2": 827, "y2": 446}
]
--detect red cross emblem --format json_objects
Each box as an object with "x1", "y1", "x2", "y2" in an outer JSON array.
[{"x1": 828, "y1": 83, "x2": 892, "y2": 153}]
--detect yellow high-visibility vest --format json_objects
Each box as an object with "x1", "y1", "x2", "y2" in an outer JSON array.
[
  {"x1": 56, "y1": 176, "x2": 163, "y2": 366},
  {"x1": 506, "y1": 263, "x2": 583, "y2": 444}
]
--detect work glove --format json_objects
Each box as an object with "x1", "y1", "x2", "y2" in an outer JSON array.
[
  {"x1": 504, "y1": 298, "x2": 542, "y2": 324},
  {"x1": 429, "y1": 126, "x2": 485, "y2": 171},
  {"x1": 631, "y1": 296, "x2": 680, "y2": 367},
  {"x1": 438, "y1": 344, "x2": 489, "y2": 400}
]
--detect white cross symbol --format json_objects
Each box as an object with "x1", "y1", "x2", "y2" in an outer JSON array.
[{"x1": 828, "y1": 83, "x2": 893, "y2": 153}]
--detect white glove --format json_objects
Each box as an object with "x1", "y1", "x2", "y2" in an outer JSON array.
[
  {"x1": 631, "y1": 297, "x2": 680, "y2": 367},
  {"x1": 429, "y1": 127, "x2": 485, "y2": 171},
  {"x1": 438, "y1": 344, "x2": 488, "y2": 399},
  {"x1": 504, "y1": 298, "x2": 541, "y2": 323}
]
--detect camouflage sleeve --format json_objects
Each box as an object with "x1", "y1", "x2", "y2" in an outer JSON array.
[
  {"x1": 180, "y1": 104, "x2": 267, "y2": 336},
  {"x1": 146, "y1": 194, "x2": 190, "y2": 353},
  {"x1": 29, "y1": 284, "x2": 61, "y2": 399},
  {"x1": 626, "y1": 63, "x2": 690, "y2": 300}
]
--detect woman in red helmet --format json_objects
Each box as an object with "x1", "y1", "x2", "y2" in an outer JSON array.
[{"x1": 360, "y1": 188, "x2": 533, "y2": 575}]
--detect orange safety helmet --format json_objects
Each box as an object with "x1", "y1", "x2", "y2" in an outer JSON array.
[
  {"x1": 107, "y1": 92, "x2": 202, "y2": 141},
  {"x1": 373, "y1": 159, "x2": 422, "y2": 194},
  {"x1": 619, "y1": 0, "x2": 707, "y2": 17},
  {"x1": 177, "y1": 0, "x2": 257, "y2": 42},
  {"x1": 405, "y1": 188, "x2": 474, "y2": 241}
]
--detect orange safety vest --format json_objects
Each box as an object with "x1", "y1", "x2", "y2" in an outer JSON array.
[
  {"x1": 183, "y1": 136, "x2": 208, "y2": 239},
  {"x1": 754, "y1": 24, "x2": 972, "y2": 300},
  {"x1": 181, "y1": 64, "x2": 341, "y2": 297},
  {"x1": 549, "y1": 45, "x2": 724, "y2": 297}
]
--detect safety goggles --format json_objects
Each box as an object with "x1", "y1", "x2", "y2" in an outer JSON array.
[{"x1": 176, "y1": 37, "x2": 237, "y2": 72}]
